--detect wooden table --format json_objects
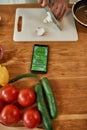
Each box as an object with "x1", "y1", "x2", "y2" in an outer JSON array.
[{"x1": 0, "y1": 4, "x2": 87, "y2": 130}]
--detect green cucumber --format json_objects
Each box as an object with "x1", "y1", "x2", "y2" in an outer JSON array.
[
  {"x1": 9, "y1": 73, "x2": 40, "y2": 83},
  {"x1": 35, "y1": 83, "x2": 53, "y2": 130},
  {"x1": 42, "y1": 77, "x2": 58, "y2": 119}
]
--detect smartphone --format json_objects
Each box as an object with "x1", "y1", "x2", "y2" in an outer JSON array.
[{"x1": 30, "y1": 44, "x2": 49, "y2": 73}]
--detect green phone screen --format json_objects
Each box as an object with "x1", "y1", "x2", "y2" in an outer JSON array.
[{"x1": 31, "y1": 44, "x2": 48, "y2": 73}]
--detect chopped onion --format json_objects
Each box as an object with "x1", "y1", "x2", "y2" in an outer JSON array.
[{"x1": 43, "y1": 11, "x2": 53, "y2": 23}]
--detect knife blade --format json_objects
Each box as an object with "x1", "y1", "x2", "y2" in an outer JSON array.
[{"x1": 45, "y1": 6, "x2": 62, "y2": 30}]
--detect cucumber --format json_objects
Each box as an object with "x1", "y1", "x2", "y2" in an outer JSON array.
[
  {"x1": 9, "y1": 73, "x2": 40, "y2": 83},
  {"x1": 42, "y1": 77, "x2": 58, "y2": 119},
  {"x1": 35, "y1": 83, "x2": 53, "y2": 130}
]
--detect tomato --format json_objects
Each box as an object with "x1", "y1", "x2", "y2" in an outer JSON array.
[
  {"x1": 1, "y1": 104, "x2": 20, "y2": 125},
  {"x1": 1, "y1": 85, "x2": 19, "y2": 103},
  {"x1": 0, "y1": 99, "x2": 4, "y2": 112},
  {"x1": 18, "y1": 88, "x2": 36, "y2": 107},
  {"x1": 22, "y1": 108, "x2": 41, "y2": 128}
]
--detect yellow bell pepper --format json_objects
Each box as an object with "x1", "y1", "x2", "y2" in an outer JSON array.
[{"x1": 0, "y1": 65, "x2": 9, "y2": 86}]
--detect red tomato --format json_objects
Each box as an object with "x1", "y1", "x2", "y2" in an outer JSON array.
[
  {"x1": 0, "y1": 99, "x2": 4, "y2": 112},
  {"x1": 1, "y1": 85, "x2": 19, "y2": 103},
  {"x1": 1, "y1": 104, "x2": 20, "y2": 125},
  {"x1": 18, "y1": 88, "x2": 36, "y2": 107},
  {"x1": 22, "y1": 109, "x2": 41, "y2": 128}
]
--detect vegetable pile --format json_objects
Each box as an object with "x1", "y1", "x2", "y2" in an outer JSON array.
[{"x1": 0, "y1": 65, "x2": 58, "y2": 130}]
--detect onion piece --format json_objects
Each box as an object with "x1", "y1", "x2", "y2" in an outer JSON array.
[{"x1": 35, "y1": 27, "x2": 45, "y2": 36}]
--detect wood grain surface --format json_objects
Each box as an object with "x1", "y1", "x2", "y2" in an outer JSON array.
[{"x1": 0, "y1": 4, "x2": 87, "y2": 130}]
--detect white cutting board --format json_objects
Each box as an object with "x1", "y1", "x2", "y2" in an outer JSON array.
[{"x1": 13, "y1": 8, "x2": 78, "y2": 42}]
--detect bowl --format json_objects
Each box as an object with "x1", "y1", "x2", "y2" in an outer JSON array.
[{"x1": 72, "y1": 0, "x2": 87, "y2": 27}]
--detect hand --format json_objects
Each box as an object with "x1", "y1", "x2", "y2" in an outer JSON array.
[
  {"x1": 51, "y1": 0, "x2": 68, "y2": 20},
  {"x1": 37, "y1": 0, "x2": 48, "y2": 7}
]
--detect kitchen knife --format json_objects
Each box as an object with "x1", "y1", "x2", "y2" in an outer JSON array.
[{"x1": 45, "y1": 6, "x2": 62, "y2": 30}]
